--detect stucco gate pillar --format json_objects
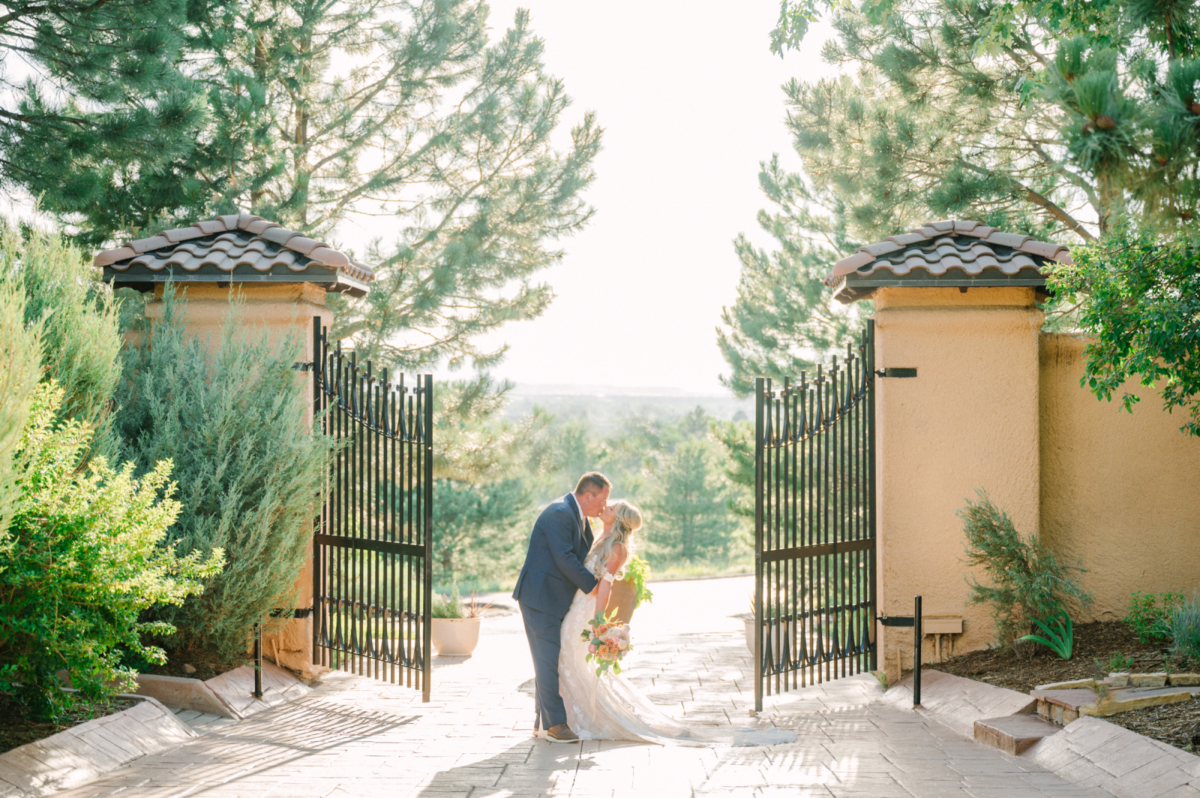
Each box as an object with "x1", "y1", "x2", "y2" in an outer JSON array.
[
  {"x1": 825, "y1": 220, "x2": 1073, "y2": 682},
  {"x1": 96, "y1": 214, "x2": 375, "y2": 679}
]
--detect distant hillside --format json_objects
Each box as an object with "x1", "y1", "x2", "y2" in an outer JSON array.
[{"x1": 502, "y1": 388, "x2": 752, "y2": 435}]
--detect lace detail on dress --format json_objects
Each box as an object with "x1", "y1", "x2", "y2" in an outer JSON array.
[{"x1": 556, "y1": 590, "x2": 797, "y2": 747}]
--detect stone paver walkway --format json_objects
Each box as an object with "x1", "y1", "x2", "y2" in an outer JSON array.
[{"x1": 53, "y1": 578, "x2": 1112, "y2": 798}]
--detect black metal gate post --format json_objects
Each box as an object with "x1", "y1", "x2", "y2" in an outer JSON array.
[
  {"x1": 311, "y1": 318, "x2": 434, "y2": 699},
  {"x1": 754, "y1": 322, "x2": 877, "y2": 712}
]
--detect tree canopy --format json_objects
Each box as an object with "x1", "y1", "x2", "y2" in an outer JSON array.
[
  {"x1": 42, "y1": 0, "x2": 601, "y2": 377},
  {"x1": 0, "y1": 0, "x2": 204, "y2": 220},
  {"x1": 1050, "y1": 224, "x2": 1200, "y2": 436},
  {"x1": 721, "y1": 0, "x2": 1200, "y2": 394}
]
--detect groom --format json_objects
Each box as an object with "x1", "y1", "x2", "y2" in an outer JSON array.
[{"x1": 512, "y1": 472, "x2": 611, "y2": 743}]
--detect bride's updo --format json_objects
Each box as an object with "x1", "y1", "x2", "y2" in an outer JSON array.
[{"x1": 588, "y1": 500, "x2": 643, "y2": 578}]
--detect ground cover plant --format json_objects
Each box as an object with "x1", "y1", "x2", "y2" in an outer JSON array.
[{"x1": 1127, "y1": 590, "x2": 1184, "y2": 644}]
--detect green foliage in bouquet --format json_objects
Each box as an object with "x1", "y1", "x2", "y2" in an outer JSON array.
[
  {"x1": 623, "y1": 556, "x2": 654, "y2": 607},
  {"x1": 581, "y1": 610, "x2": 632, "y2": 677}
]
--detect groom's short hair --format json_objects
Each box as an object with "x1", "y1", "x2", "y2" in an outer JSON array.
[{"x1": 574, "y1": 472, "x2": 611, "y2": 496}]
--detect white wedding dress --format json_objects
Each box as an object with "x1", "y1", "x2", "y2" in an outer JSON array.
[{"x1": 556, "y1": 551, "x2": 796, "y2": 747}]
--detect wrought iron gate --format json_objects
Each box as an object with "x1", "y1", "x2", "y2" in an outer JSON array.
[
  {"x1": 753, "y1": 320, "x2": 877, "y2": 711},
  {"x1": 311, "y1": 318, "x2": 433, "y2": 700}
]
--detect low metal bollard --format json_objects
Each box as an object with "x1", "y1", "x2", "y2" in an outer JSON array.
[
  {"x1": 878, "y1": 595, "x2": 924, "y2": 708},
  {"x1": 913, "y1": 595, "x2": 922, "y2": 708},
  {"x1": 253, "y1": 623, "x2": 263, "y2": 699}
]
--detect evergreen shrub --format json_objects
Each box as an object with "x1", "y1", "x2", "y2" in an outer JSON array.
[
  {"x1": 115, "y1": 288, "x2": 332, "y2": 661},
  {"x1": 0, "y1": 286, "x2": 42, "y2": 537},
  {"x1": 959, "y1": 491, "x2": 1092, "y2": 650},
  {"x1": 0, "y1": 382, "x2": 221, "y2": 719},
  {"x1": 1169, "y1": 596, "x2": 1200, "y2": 664},
  {"x1": 0, "y1": 225, "x2": 122, "y2": 450}
]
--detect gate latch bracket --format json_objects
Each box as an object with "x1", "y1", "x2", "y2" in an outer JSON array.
[
  {"x1": 876, "y1": 368, "x2": 917, "y2": 379},
  {"x1": 878, "y1": 615, "x2": 914, "y2": 627}
]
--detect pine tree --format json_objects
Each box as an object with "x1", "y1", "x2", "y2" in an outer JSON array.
[
  {"x1": 62, "y1": 0, "x2": 601, "y2": 376},
  {"x1": 0, "y1": 0, "x2": 206, "y2": 218},
  {"x1": 645, "y1": 437, "x2": 737, "y2": 563},
  {"x1": 721, "y1": 0, "x2": 1200, "y2": 391}
]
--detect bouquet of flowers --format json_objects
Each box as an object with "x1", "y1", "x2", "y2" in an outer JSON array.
[{"x1": 580, "y1": 610, "x2": 633, "y2": 676}]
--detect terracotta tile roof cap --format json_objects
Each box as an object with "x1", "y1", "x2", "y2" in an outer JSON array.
[
  {"x1": 826, "y1": 219, "x2": 1074, "y2": 288},
  {"x1": 94, "y1": 214, "x2": 375, "y2": 284}
]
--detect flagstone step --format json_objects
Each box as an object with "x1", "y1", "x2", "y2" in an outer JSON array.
[
  {"x1": 1031, "y1": 684, "x2": 1196, "y2": 725},
  {"x1": 974, "y1": 713, "x2": 1062, "y2": 755}
]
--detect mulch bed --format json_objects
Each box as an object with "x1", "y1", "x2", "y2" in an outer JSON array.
[
  {"x1": 141, "y1": 647, "x2": 246, "y2": 681},
  {"x1": 0, "y1": 693, "x2": 139, "y2": 755},
  {"x1": 933, "y1": 620, "x2": 1199, "y2": 754}
]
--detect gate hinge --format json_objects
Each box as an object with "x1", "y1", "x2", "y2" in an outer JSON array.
[
  {"x1": 877, "y1": 615, "x2": 914, "y2": 627},
  {"x1": 270, "y1": 607, "x2": 313, "y2": 618},
  {"x1": 875, "y1": 367, "x2": 917, "y2": 378},
  {"x1": 293, "y1": 362, "x2": 314, "y2": 373}
]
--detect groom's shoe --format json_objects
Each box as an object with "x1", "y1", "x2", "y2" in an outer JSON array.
[{"x1": 545, "y1": 724, "x2": 579, "y2": 744}]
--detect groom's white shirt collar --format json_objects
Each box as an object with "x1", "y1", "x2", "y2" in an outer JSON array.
[{"x1": 567, "y1": 492, "x2": 584, "y2": 524}]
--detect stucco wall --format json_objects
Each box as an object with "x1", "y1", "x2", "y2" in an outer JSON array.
[
  {"x1": 1040, "y1": 334, "x2": 1200, "y2": 620},
  {"x1": 874, "y1": 287, "x2": 1043, "y2": 679}
]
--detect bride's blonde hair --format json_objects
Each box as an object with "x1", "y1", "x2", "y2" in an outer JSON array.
[{"x1": 587, "y1": 500, "x2": 643, "y2": 578}]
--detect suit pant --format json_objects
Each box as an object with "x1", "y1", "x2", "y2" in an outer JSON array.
[{"x1": 519, "y1": 601, "x2": 568, "y2": 730}]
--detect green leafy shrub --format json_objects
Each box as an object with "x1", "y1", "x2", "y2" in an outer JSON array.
[
  {"x1": 0, "y1": 383, "x2": 221, "y2": 719},
  {"x1": 1169, "y1": 595, "x2": 1200, "y2": 664},
  {"x1": 115, "y1": 288, "x2": 332, "y2": 661},
  {"x1": 1126, "y1": 591, "x2": 1184, "y2": 644},
  {"x1": 959, "y1": 490, "x2": 1092, "y2": 650}
]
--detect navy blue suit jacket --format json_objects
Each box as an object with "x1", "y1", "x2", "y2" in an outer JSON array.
[{"x1": 512, "y1": 493, "x2": 599, "y2": 618}]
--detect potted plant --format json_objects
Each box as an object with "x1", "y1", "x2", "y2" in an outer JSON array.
[
  {"x1": 430, "y1": 590, "x2": 488, "y2": 656},
  {"x1": 607, "y1": 556, "x2": 654, "y2": 624}
]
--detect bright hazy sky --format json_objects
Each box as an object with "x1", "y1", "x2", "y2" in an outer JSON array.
[{"x1": 419, "y1": 2, "x2": 836, "y2": 395}]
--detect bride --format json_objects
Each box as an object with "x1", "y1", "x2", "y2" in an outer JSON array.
[{"x1": 557, "y1": 500, "x2": 795, "y2": 746}]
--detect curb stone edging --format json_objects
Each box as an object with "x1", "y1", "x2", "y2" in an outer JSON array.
[
  {"x1": 883, "y1": 669, "x2": 1037, "y2": 740},
  {"x1": 891, "y1": 669, "x2": 1200, "y2": 797},
  {"x1": 133, "y1": 661, "x2": 310, "y2": 720},
  {"x1": 1024, "y1": 715, "x2": 1200, "y2": 798},
  {"x1": 0, "y1": 695, "x2": 195, "y2": 797}
]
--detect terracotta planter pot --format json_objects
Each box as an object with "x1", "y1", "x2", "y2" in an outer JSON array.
[
  {"x1": 431, "y1": 617, "x2": 481, "y2": 656},
  {"x1": 606, "y1": 579, "x2": 639, "y2": 624}
]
